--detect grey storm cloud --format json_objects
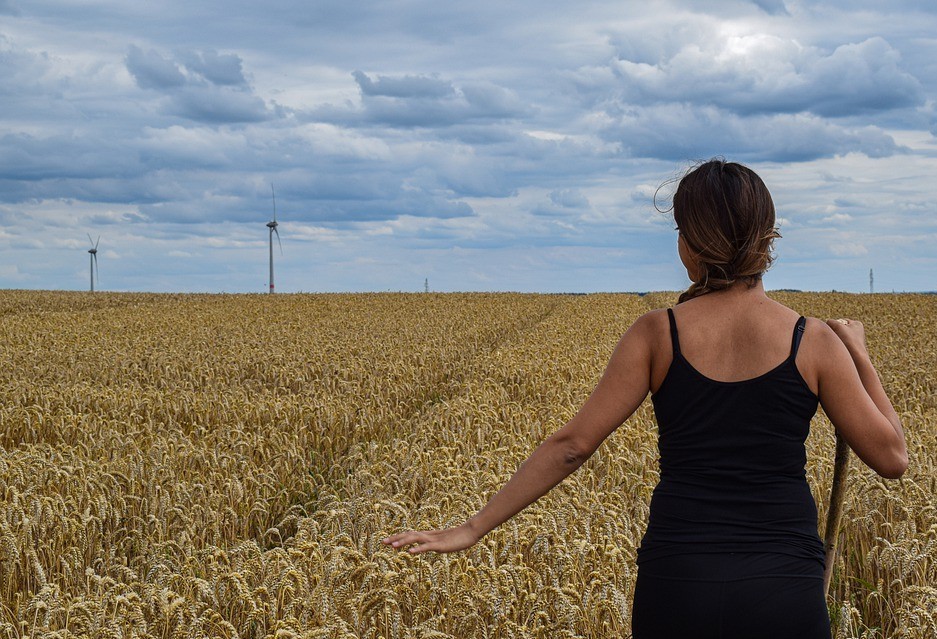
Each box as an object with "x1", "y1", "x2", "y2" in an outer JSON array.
[
  {"x1": 353, "y1": 70, "x2": 454, "y2": 98},
  {"x1": 125, "y1": 45, "x2": 269, "y2": 123},
  {"x1": 126, "y1": 46, "x2": 249, "y2": 90},
  {"x1": 179, "y1": 49, "x2": 247, "y2": 86},
  {"x1": 0, "y1": 132, "x2": 143, "y2": 182},
  {"x1": 126, "y1": 45, "x2": 186, "y2": 89},
  {"x1": 169, "y1": 86, "x2": 269, "y2": 123},
  {"x1": 598, "y1": 105, "x2": 903, "y2": 162},
  {"x1": 343, "y1": 71, "x2": 529, "y2": 127},
  {"x1": 531, "y1": 188, "x2": 592, "y2": 218},
  {"x1": 751, "y1": 0, "x2": 788, "y2": 14},
  {"x1": 136, "y1": 181, "x2": 475, "y2": 225}
]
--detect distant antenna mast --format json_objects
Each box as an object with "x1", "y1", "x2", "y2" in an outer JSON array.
[
  {"x1": 424, "y1": 278, "x2": 429, "y2": 293},
  {"x1": 869, "y1": 268, "x2": 874, "y2": 294},
  {"x1": 266, "y1": 184, "x2": 282, "y2": 293}
]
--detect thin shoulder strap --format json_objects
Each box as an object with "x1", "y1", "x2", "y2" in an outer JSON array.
[
  {"x1": 667, "y1": 308, "x2": 681, "y2": 355},
  {"x1": 790, "y1": 316, "x2": 807, "y2": 358}
]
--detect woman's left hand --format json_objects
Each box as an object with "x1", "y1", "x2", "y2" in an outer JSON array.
[{"x1": 382, "y1": 522, "x2": 479, "y2": 554}]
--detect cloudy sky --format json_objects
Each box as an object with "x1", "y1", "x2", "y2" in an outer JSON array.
[{"x1": 2, "y1": 0, "x2": 935, "y2": 293}]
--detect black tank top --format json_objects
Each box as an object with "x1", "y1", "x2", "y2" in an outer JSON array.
[{"x1": 637, "y1": 308, "x2": 825, "y2": 564}]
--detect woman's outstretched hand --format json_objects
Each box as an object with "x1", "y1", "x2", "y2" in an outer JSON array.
[{"x1": 382, "y1": 522, "x2": 480, "y2": 555}]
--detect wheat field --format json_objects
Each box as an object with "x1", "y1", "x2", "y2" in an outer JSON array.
[{"x1": 0, "y1": 290, "x2": 934, "y2": 639}]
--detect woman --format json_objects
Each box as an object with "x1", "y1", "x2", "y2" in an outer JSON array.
[{"x1": 382, "y1": 159, "x2": 907, "y2": 638}]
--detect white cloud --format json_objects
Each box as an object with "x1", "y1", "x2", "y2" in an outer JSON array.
[
  {"x1": 549, "y1": 189, "x2": 590, "y2": 209},
  {"x1": 830, "y1": 242, "x2": 869, "y2": 257},
  {"x1": 606, "y1": 32, "x2": 923, "y2": 117},
  {"x1": 821, "y1": 213, "x2": 854, "y2": 223},
  {"x1": 0, "y1": 264, "x2": 27, "y2": 280},
  {"x1": 525, "y1": 130, "x2": 568, "y2": 141}
]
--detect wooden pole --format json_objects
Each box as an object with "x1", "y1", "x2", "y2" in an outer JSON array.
[{"x1": 823, "y1": 432, "x2": 851, "y2": 596}]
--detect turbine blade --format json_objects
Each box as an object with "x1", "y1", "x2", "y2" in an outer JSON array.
[
  {"x1": 87, "y1": 233, "x2": 94, "y2": 247},
  {"x1": 271, "y1": 184, "x2": 277, "y2": 223},
  {"x1": 93, "y1": 253, "x2": 99, "y2": 284},
  {"x1": 274, "y1": 227, "x2": 283, "y2": 254},
  {"x1": 95, "y1": 236, "x2": 100, "y2": 250}
]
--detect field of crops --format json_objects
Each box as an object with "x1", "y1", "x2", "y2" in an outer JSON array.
[{"x1": 0, "y1": 290, "x2": 934, "y2": 638}]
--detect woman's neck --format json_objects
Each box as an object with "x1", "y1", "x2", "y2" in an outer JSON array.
[{"x1": 705, "y1": 277, "x2": 768, "y2": 300}]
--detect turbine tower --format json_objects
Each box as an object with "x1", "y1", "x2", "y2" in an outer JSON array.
[
  {"x1": 87, "y1": 234, "x2": 99, "y2": 292},
  {"x1": 869, "y1": 268, "x2": 874, "y2": 294},
  {"x1": 266, "y1": 184, "x2": 282, "y2": 293}
]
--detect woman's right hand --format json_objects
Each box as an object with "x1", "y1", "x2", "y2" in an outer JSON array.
[
  {"x1": 825, "y1": 318, "x2": 867, "y2": 356},
  {"x1": 382, "y1": 522, "x2": 480, "y2": 555}
]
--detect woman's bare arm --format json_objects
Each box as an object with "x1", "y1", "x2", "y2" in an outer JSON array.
[
  {"x1": 816, "y1": 318, "x2": 907, "y2": 479},
  {"x1": 382, "y1": 311, "x2": 659, "y2": 554}
]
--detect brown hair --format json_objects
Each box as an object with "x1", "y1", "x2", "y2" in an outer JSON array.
[{"x1": 669, "y1": 159, "x2": 781, "y2": 303}]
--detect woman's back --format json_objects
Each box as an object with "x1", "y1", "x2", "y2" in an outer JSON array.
[
  {"x1": 650, "y1": 292, "x2": 814, "y2": 390},
  {"x1": 639, "y1": 293, "x2": 825, "y2": 565}
]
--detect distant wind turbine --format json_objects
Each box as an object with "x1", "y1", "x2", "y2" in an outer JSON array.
[
  {"x1": 266, "y1": 184, "x2": 282, "y2": 293},
  {"x1": 87, "y1": 234, "x2": 99, "y2": 292}
]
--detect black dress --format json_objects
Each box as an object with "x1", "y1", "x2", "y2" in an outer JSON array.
[{"x1": 631, "y1": 309, "x2": 831, "y2": 639}]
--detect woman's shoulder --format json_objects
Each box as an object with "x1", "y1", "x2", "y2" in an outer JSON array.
[
  {"x1": 614, "y1": 308, "x2": 672, "y2": 354},
  {"x1": 630, "y1": 308, "x2": 671, "y2": 335},
  {"x1": 801, "y1": 316, "x2": 842, "y2": 341},
  {"x1": 790, "y1": 316, "x2": 850, "y2": 394},
  {"x1": 629, "y1": 309, "x2": 676, "y2": 393},
  {"x1": 624, "y1": 308, "x2": 673, "y2": 357},
  {"x1": 799, "y1": 316, "x2": 850, "y2": 357}
]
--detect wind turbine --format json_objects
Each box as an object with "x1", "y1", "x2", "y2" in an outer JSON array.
[
  {"x1": 87, "y1": 234, "x2": 99, "y2": 292},
  {"x1": 266, "y1": 184, "x2": 282, "y2": 293}
]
